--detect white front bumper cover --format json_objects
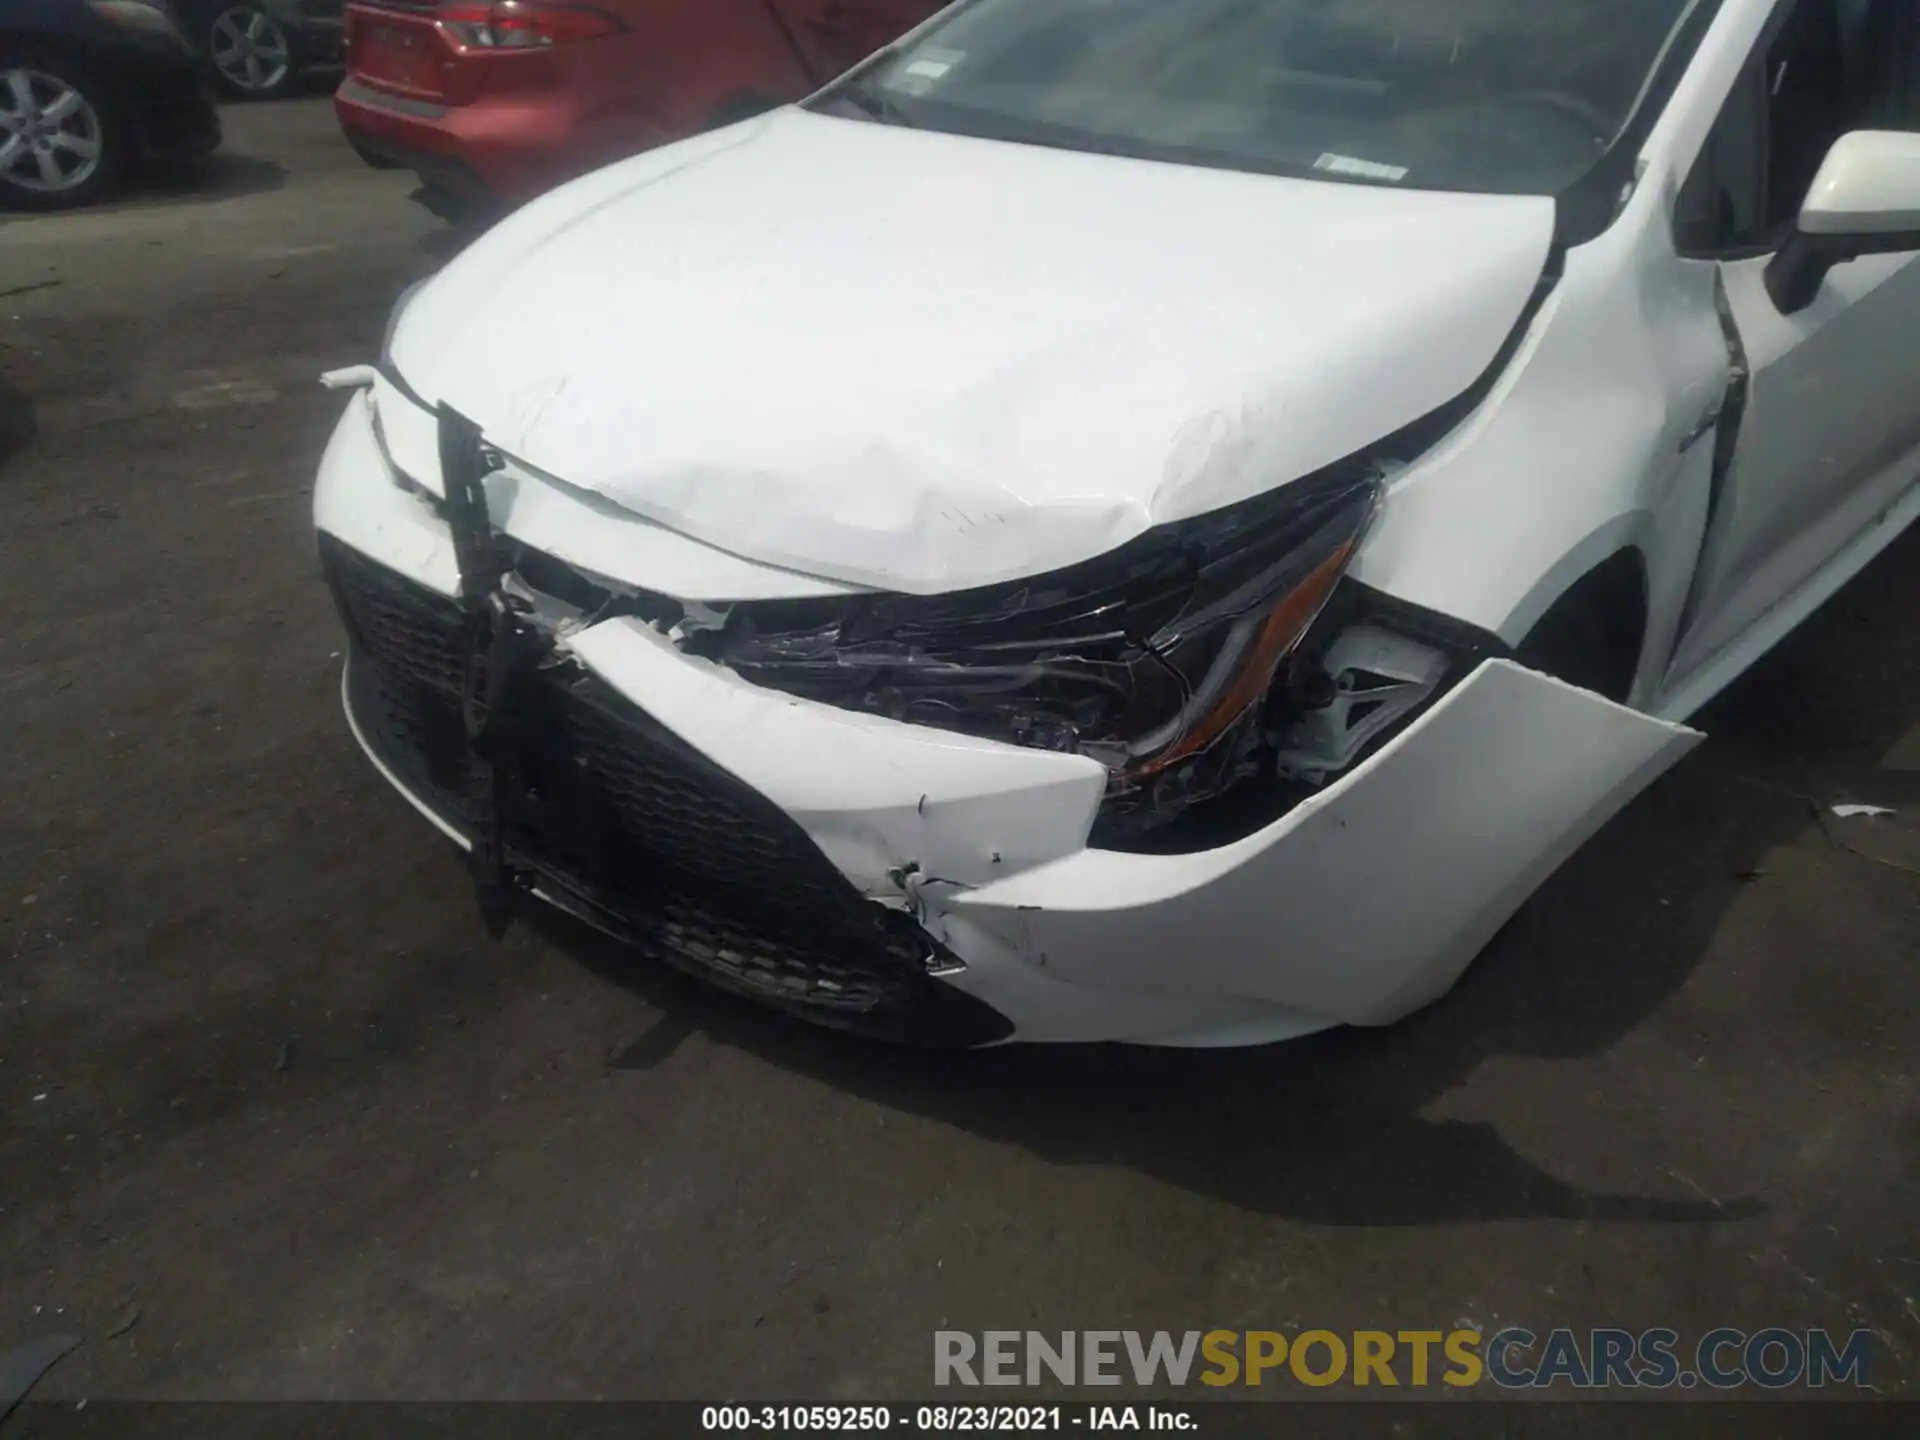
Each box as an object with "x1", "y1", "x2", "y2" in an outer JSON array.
[{"x1": 318, "y1": 392, "x2": 1702, "y2": 1047}]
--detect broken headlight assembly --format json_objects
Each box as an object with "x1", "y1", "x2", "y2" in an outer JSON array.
[{"x1": 685, "y1": 467, "x2": 1390, "y2": 844}]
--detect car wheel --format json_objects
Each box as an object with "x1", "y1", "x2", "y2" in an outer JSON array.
[
  {"x1": 1514, "y1": 551, "x2": 1648, "y2": 705},
  {"x1": 206, "y1": 5, "x2": 298, "y2": 101},
  {"x1": 0, "y1": 60, "x2": 121, "y2": 211}
]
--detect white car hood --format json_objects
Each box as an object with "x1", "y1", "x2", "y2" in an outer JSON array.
[{"x1": 388, "y1": 109, "x2": 1555, "y2": 594}]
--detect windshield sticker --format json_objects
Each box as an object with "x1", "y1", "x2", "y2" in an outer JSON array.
[
  {"x1": 1314, "y1": 153, "x2": 1410, "y2": 183},
  {"x1": 895, "y1": 48, "x2": 967, "y2": 95}
]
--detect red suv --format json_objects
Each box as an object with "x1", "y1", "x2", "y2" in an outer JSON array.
[{"x1": 335, "y1": 0, "x2": 942, "y2": 212}]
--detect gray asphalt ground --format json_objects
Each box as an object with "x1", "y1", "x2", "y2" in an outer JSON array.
[{"x1": 1, "y1": 98, "x2": 1917, "y2": 1404}]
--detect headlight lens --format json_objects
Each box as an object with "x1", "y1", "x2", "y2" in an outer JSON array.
[{"x1": 690, "y1": 467, "x2": 1381, "y2": 837}]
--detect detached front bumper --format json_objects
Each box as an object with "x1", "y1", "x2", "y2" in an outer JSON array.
[
  {"x1": 316, "y1": 391, "x2": 1700, "y2": 1046},
  {"x1": 331, "y1": 570, "x2": 1016, "y2": 1047}
]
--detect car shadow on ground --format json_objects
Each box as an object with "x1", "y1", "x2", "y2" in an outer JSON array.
[
  {"x1": 0, "y1": 378, "x2": 35, "y2": 468},
  {"x1": 111, "y1": 151, "x2": 289, "y2": 212},
  {"x1": 416, "y1": 215, "x2": 489, "y2": 264},
  {"x1": 528, "y1": 525, "x2": 1920, "y2": 1230}
]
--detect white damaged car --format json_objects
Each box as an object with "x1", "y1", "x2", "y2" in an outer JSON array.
[{"x1": 315, "y1": 0, "x2": 1920, "y2": 1046}]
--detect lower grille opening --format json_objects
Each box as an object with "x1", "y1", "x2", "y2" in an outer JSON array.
[{"x1": 322, "y1": 535, "x2": 1013, "y2": 1047}]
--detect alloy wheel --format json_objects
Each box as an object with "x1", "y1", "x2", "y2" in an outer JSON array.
[
  {"x1": 210, "y1": 7, "x2": 294, "y2": 95},
  {"x1": 0, "y1": 68, "x2": 104, "y2": 194}
]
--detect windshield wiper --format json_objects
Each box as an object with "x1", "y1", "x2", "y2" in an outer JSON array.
[{"x1": 831, "y1": 82, "x2": 920, "y2": 129}]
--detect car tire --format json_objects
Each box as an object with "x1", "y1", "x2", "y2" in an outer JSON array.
[
  {"x1": 0, "y1": 57, "x2": 123, "y2": 212},
  {"x1": 203, "y1": 5, "x2": 300, "y2": 101},
  {"x1": 1514, "y1": 551, "x2": 1648, "y2": 704}
]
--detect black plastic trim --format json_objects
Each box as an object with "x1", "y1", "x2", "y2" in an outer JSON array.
[
  {"x1": 324, "y1": 539, "x2": 1015, "y2": 1049},
  {"x1": 337, "y1": 76, "x2": 447, "y2": 119},
  {"x1": 1551, "y1": 0, "x2": 1733, "y2": 253}
]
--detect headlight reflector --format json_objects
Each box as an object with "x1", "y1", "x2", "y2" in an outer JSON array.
[{"x1": 691, "y1": 468, "x2": 1380, "y2": 838}]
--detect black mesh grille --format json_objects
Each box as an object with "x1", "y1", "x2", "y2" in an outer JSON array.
[
  {"x1": 321, "y1": 536, "x2": 1011, "y2": 1046},
  {"x1": 560, "y1": 679, "x2": 842, "y2": 906},
  {"x1": 328, "y1": 546, "x2": 471, "y2": 696}
]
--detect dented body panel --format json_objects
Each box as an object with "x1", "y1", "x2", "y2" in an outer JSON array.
[
  {"x1": 383, "y1": 109, "x2": 1556, "y2": 594},
  {"x1": 945, "y1": 662, "x2": 1699, "y2": 1030},
  {"x1": 563, "y1": 617, "x2": 1111, "y2": 900},
  {"x1": 316, "y1": 0, "x2": 1920, "y2": 1045},
  {"x1": 324, "y1": 386, "x2": 863, "y2": 604},
  {"x1": 552, "y1": 636, "x2": 1701, "y2": 1038},
  {"x1": 319, "y1": 403, "x2": 1704, "y2": 1043},
  {"x1": 1348, "y1": 0, "x2": 1920, "y2": 718}
]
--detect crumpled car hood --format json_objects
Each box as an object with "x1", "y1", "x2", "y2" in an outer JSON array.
[{"x1": 388, "y1": 109, "x2": 1555, "y2": 594}]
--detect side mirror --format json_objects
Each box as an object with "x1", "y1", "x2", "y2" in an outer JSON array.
[{"x1": 1765, "y1": 130, "x2": 1920, "y2": 314}]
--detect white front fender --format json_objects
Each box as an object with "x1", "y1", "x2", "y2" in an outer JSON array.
[{"x1": 947, "y1": 659, "x2": 1702, "y2": 1027}]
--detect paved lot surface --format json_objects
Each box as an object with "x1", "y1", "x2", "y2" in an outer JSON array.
[{"x1": 1, "y1": 100, "x2": 1918, "y2": 1403}]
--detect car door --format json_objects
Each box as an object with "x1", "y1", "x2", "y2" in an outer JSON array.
[
  {"x1": 1665, "y1": 0, "x2": 1920, "y2": 684},
  {"x1": 771, "y1": 0, "x2": 945, "y2": 81}
]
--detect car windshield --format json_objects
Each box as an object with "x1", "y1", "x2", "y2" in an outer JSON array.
[{"x1": 839, "y1": 0, "x2": 1706, "y2": 196}]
